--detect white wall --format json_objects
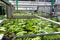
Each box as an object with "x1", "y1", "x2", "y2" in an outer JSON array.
[{"x1": 55, "y1": 0, "x2": 60, "y2": 4}]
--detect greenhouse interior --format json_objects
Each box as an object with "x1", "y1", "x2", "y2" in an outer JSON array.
[{"x1": 0, "y1": 0, "x2": 60, "y2": 40}]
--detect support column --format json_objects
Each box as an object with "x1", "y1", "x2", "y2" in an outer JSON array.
[
  {"x1": 12, "y1": 5, "x2": 15, "y2": 12},
  {"x1": 6, "y1": 5, "x2": 12, "y2": 18},
  {"x1": 16, "y1": 0, "x2": 18, "y2": 10}
]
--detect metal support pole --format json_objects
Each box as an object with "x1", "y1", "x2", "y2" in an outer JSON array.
[
  {"x1": 16, "y1": 0, "x2": 18, "y2": 10},
  {"x1": 6, "y1": 5, "x2": 12, "y2": 18},
  {"x1": 50, "y1": 0, "x2": 55, "y2": 28},
  {"x1": 50, "y1": 0, "x2": 55, "y2": 17}
]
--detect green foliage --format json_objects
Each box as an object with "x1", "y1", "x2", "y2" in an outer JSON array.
[
  {"x1": 0, "y1": 16, "x2": 5, "y2": 20},
  {"x1": 0, "y1": 19, "x2": 60, "y2": 40}
]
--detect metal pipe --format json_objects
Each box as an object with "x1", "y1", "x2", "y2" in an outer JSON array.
[
  {"x1": 15, "y1": 32, "x2": 60, "y2": 38},
  {"x1": 35, "y1": 15, "x2": 60, "y2": 25}
]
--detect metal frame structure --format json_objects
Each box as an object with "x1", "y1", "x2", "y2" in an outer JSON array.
[
  {"x1": 0, "y1": 0, "x2": 15, "y2": 18},
  {"x1": 0, "y1": 0, "x2": 60, "y2": 40},
  {"x1": 12, "y1": 32, "x2": 60, "y2": 40},
  {"x1": 0, "y1": 0, "x2": 10, "y2": 5},
  {"x1": 8, "y1": 0, "x2": 56, "y2": 19},
  {"x1": 0, "y1": 0, "x2": 14, "y2": 24},
  {"x1": 11, "y1": 1, "x2": 52, "y2": 18}
]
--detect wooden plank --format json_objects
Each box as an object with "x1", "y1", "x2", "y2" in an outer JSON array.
[
  {"x1": 12, "y1": 16, "x2": 39, "y2": 19},
  {"x1": 13, "y1": 4, "x2": 51, "y2": 7}
]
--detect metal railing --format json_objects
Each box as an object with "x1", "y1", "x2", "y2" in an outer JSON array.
[{"x1": 12, "y1": 32, "x2": 60, "y2": 40}]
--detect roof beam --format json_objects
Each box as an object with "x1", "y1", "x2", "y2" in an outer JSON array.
[{"x1": 0, "y1": 0, "x2": 10, "y2": 5}]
